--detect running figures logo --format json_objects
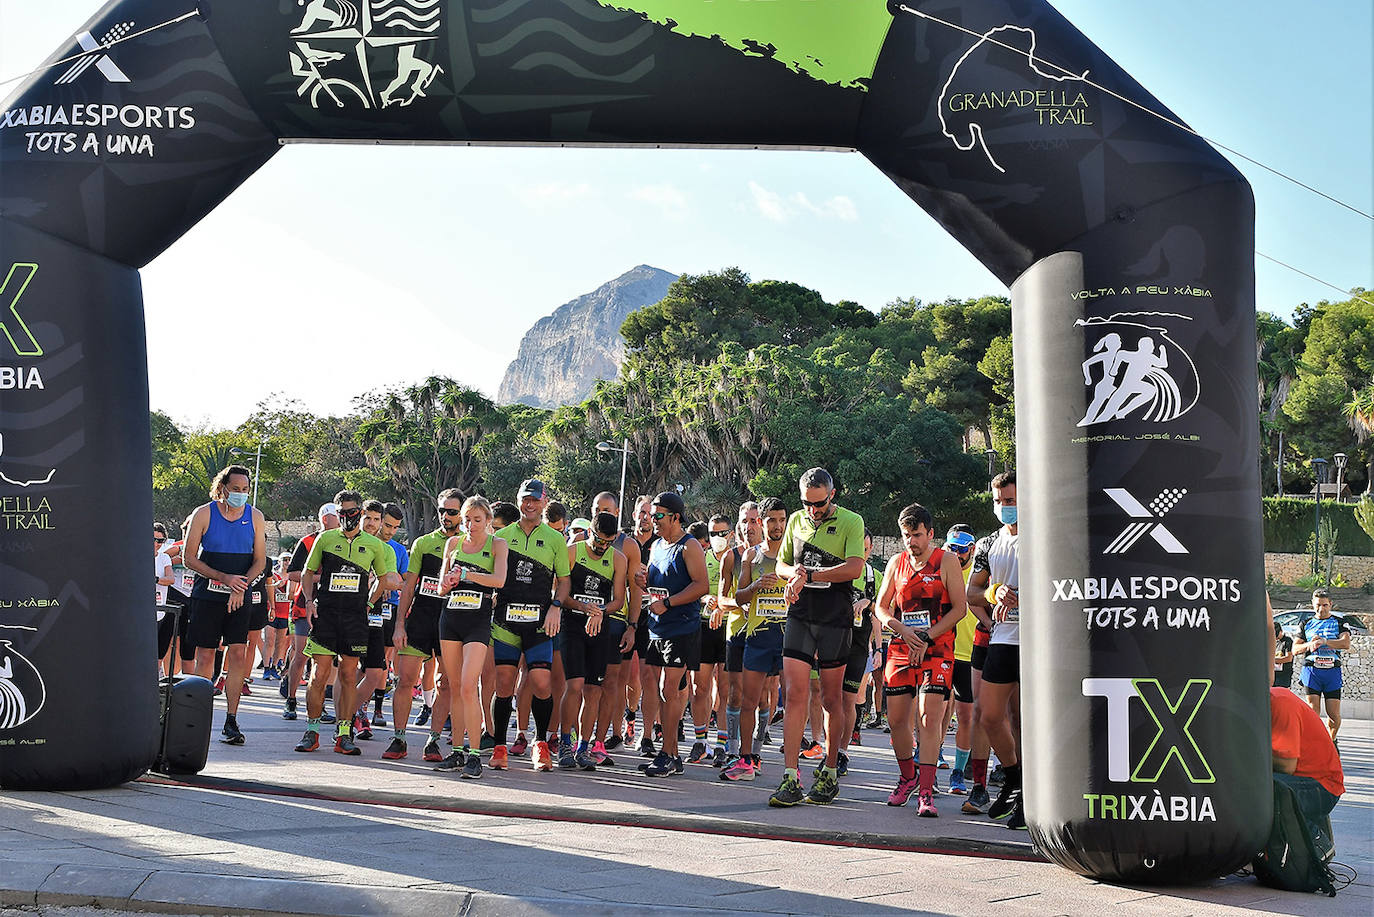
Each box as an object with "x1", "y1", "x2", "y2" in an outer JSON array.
[
  {"x1": 55, "y1": 21, "x2": 134, "y2": 85},
  {"x1": 0, "y1": 632, "x2": 47, "y2": 730},
  {"x1": 1103, "y1": 487, "x2": 1187, "y2": 555},
  {"x1": 1075, "y1": 313, "x2": 1199, "y2": 427},
  {"x1": 289, "y1": 0, "x2": 444, "y2": 110}
]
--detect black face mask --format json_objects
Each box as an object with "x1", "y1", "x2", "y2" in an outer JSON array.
[{"x1": 339, "y1": 507, "x2": 363, "y2": 531}]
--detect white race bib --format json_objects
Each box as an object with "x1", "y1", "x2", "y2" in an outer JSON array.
[
  {"x1": 275, "y1": 590, "x2": 289, "y2": 603},
  {"x1": 419, "y1": 576, "x2": 443, "y2": 597},
  {"x1": 379, "y1": 602, "x2": 395, "y2": 621},
  {"x1": 1313, "y1": 656, "x2": 1336, "y2": 669},
  {"x1": 368, "y1": 612, "x2": 384, "y2": 627},
  {"x1": 250, "y1": 591, "x2": 262, "y2": 605},
  {"x1": 755, "y1": 594, "x2": 788, "y2": 621},
  {"x1": 1002, "y1": 608, "x2": 1020, "y2": 623},
  {"x1": 802, "y1": 579, "x2": 830, "y2": 590},
  {"x1": 902, "y1": 610, "x2": 931, "y2": 629},
  {"x1": 181, "y1": 571, "x2": 195, "y2": 590},
  {"x1": 574, "y1": 594, "x2": 605, "y2": 613},
  {"x1": 329, "y1": 571, "x2": 361, "y2": 593},
  {"x1": 506, "y1": 603, "x2": 541, "y2": 623},
  {"x1": 447, "y1": 590, "x2": 484, "y2": 611},
  {"x1": 206, "y1": 579, "x2": 231, "y2": 595}
]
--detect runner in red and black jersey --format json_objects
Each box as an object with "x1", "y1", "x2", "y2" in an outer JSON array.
[{"x1": 873, "y1": 503, "x2": 966, "y2": 818}]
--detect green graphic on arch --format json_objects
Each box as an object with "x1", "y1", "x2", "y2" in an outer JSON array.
[
  {"x1": 1, "y1": 262, "x2": 41, "y2": 357},
  {"x1": 596, "y1": 0, "x2": 892, "y2": 90},
  {"x1": 1130, "y1": 678, "x2": 1215, "y2": 784}
]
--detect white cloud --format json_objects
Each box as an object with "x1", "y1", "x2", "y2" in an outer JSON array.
[
  {"x1": 512, "y1": 180, "x2": 593, "y2": 208},
  {"x1": 748, "y1": 181, "x2": 857, "y2": 223},
  {"x1": 629, "y1": 183, "x2": 690, "y2": 220}
]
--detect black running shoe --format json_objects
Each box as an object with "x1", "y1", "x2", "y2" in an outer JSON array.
[
  {"x1": 414, "y1": 704, "x2": 432, "y2": 728},
  {"x1": 434, "y1": 749, "x2": 466, "y2": 772},
  {"x1": 638, "y1": 735, "x2": 656, "y2": 758},
  {"x1": 334, "y1": 734, "x2": 361, "y2": 756},
  {"x1": 220, "y1": 716, "x2": 245, "y2": 746},
  {"x1": 461, "y1": 754, "x2": 483, "y2": 779},
  {"x1": 712, "y1": 747, "x2": 728, "y2": 768},
  {"x1": 1006, "y1": 798, "x2": 1027, "y2": 830},
  {"x1": 687, "y1": 741, "x2": 708, "y2": 764},
  {"x1": 988, "y1": 780, "x2": 1022, "y2": 820},
  {"x1": 282, "y1": 697, "x2": 298, "y2": 721},
  {"x1": 605, "y1": 733, "x2": 624, "y2": 751}
]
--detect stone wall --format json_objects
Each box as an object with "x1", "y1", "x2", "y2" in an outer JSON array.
[{"x1": 1265, "y1": 552, "x2": 1374, "y2": 588}]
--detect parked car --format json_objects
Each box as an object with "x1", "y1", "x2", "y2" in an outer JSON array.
[{"x1": 1274, "y1": 609, "x2": 1370, "y2": 641}]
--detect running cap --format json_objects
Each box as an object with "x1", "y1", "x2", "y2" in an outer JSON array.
[
  {"x1": 653, "y1": 491, "x2": 687, "y2": 517},
  {"x1": 945, "y1": 530, "x2": 976, "y2": 550},
  {"x1": 518, "y1": 479, "x2": 547, "y2": 500},
  {"x1": 318, "y1": 502, "x2": 340, "y2": 519},
  {"x1": 570, "y1": 517, "x2": 592, "y2": 533}
]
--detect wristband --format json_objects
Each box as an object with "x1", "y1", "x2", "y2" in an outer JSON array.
[
  {"x1": 803, "y1": 568, "x2": 812, "y2": 583},
  {"x1": 459, "y1": 567, "x2": 468, "y2": 582},
  {"x1": 550, "y1": 598, "x2": 562, "y2": 608}
]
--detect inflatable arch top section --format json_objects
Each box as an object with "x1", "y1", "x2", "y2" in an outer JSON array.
[{"x1": 1, "y1": 0, "x2": 1268, "y2": 884}]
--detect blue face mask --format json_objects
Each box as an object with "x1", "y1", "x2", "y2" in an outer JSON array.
[
  {"x1": 993, "y1": 502, "x2": 1017, "y2": 526},
  {"x1": 226, "y1": 492, "x2": 250, "y2": 509}
]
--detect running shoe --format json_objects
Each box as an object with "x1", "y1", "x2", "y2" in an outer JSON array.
[
  {"x1": 335, "y1": 734, "x2": 362, "y2": 756},
  {"x1": 434, "y1": 749, "x2": 466, "y2": 772},
  {"x1": 850, "y1": 728, "x2": 861, "y2": 747},
  {"x1": 461, "y1": 754, "x2": 483, "y2": 779},
  {"x1": 479, "y1": 732, "x2": 496, "y2": 754},
  {"x1": 1006, "y1": 798, "x2": 1026, "y2": 830},
  {"x1": 938, "y1": 754, "x2": 949, "y2": 770},
  {"x1": 422, "y1": 736, "x2": 443, "y2": 762},
  {"x1": 532, "y1": 740, "x2": 553, "y2": 772},
  {"x1": 412, "y1": 686, "x2": 423, "y2": 699},
  {"x1": 768, "y1": 772, "x2": 804, "y2": 807},
  {"x1": 279, "y1": 677, "x2": 290, "y2": 700},
  {"x1": 988, "y1": 781, "x2": 1022, "y2": 821},
  {"x1": 605, "y1": 733, "x2": 624, "y2": 751},
  {"x1": 574, "y1": 749, "x2": 598, "y2": 771},
  {"x1": 213, "y1": 676, "x2": 225, "y2": 697},
  {"x1": 988, "y1": 764, "x2": 1006, "y2": 787},
  {"x1": 806, "y1": 769, "x2": 840, "y2": 805},
  {"x1": 962, "y1": 785, "x2": 991, "y2": 814},
  {"x1": 294, "y1": 730, "x2": 319, "y2": 753},
  {"x1": 353, "y1": 713, "x2": 373, "y2": 741},
  {"x1": 720, "y1": 756, "x2": 756, "y2": 782},
  {"x1": 371, "y1": 710, "x2": 388, "y2": 728},
  {"x1": 263, "y1": 668, "x2": 279, "y2": 682},
  {"x1": 511, "y1": 733, "x2": 530, "y2": 757},
  {"x1": 490, "y1": 745, "x2": 509, "y2": 770},
  {"x1": 240, "y1": 681, "x2": 252, "y2": 697},
  {"x1": 219, "y1": 716, "x2": 245, "y2": 746},
  {"x1": 653, "y1": 723, "x2": 663, "y2": 743},
  {"x1": 770, "y1": 708, "x2": 785, "y2": 726},
  {"x1": 687, "y1": 741, "x2": 708, "y2": 764},
  {"x1": 800, "y1": 739, "x2": 825, "y2": 760},
  {"x1": 638, "y1": 736, "x2": 656, "y2": 758},
  {"x1": 320, "y1": 710, "x2": 336, "y2": 725},
  {"x1": 643, "y1": 752, "x2": 683, "y2": 777},
  {"x1": 558, "y1": 745, "x2": 578, "y2": 770},
  {"x1": 382, "y1": 737, "x2": 408, "y2": 760},
  {"x1": 414, "y1": 704, "x2": 432, "y2": 728},
  {"x1": 711, "y1": 747, "x2": 727, "y2": 768},
  {"x1": 836, "y1": 752, "x2": 849, "y2": 777},
  {"x1": 591, "y1": 740, "x2": 614, "y2": 767},
  {"x1": 281, "y1": 698, "x2": 298, "y2": 721},
  {"x1": 887, "y1": 776, "x2": 919, "y2": 807},
  {"x1": 917, "y1": 790, "x2": 938, "y2": 817},
  {"x1": 760, "y1": 728, "x2": 774, "y2": 746},
  {"x1": 948, "y1": 768, "x2": 968, "y2": 795}
]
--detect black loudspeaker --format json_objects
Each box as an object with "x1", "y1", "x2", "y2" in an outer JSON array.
[{"x1": 155, "y1": 675, "x2": 213, "y2": 776}]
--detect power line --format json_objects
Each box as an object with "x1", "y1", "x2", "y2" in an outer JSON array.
[
  {"x1": 0, "y1": 10, "x2": 201, "y2": 90},
  {"x1": 1257, "y1": 253, "x2": 1374, "y2": 307},
  {"x1": 895, "y1": 5, "x2": 1373, "y2": 222}
]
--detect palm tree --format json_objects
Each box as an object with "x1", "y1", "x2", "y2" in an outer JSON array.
[{"x1": 1345, "y1": 379, "x2": 1374, "y2": 495}]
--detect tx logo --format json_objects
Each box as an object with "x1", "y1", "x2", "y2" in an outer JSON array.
[
  {"x1": 1, "y1": 263, "x2": 41, "y2": 357},
  {"x1": 56, "y1": 22, "x2": 134, "y2": 85},
  {"x1": 1103, "y1": 486, "x2": 1187, "y2": 555},
  {"x1": 1082, "y1": 677, "x2": 1214, "y2": 784}
]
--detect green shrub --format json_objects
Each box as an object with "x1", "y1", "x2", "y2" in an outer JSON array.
[{"x1": 1262, "y1": 497, "x2": 1374, "y2": 556}]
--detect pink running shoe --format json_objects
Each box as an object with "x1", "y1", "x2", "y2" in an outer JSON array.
[
  {"x1": 888, "y1": 776, "x2": 919, "y2": 807},
  {"x1": 917, "y1": 790, "x2": 939, "y2": 817}
]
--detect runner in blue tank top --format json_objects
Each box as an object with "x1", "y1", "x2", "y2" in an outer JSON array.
[{"x1": 637, "y1": 491, "x2": 709, "y2": 777}]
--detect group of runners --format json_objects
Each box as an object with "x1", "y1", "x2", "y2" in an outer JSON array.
[{"x1": 158, "y1": 463, "x2": 1029, "y2": 826}]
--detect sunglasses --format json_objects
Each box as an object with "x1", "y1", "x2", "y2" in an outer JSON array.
[
  {"x1": 440, "y1": 508, "x2": 463, "y2": 517},
  {"x1": 651, "y1": 511, "x2": 673, "y2": 521},
  {"x1": 801, "y1": 497, "x2": 830, "y2": 508},
  {"x1": 153, "y1": 537, "x2": 166, "y2": 543},
  {"x1": 710, "y1": 530, "x2": 731, "y2": 537},
  {"x1": 950, "y1": 544, "x2": 972, "y2": 555}
]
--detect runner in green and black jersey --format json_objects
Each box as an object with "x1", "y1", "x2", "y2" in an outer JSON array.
[
  {"x1": 833, "y1": 530, "x2": 882, "y2": 775},
  {"x1": 770, "y1": 468, "x2": 866, "y2": 807},
  {"x1": 388, "y1": 488, "x2": 464, "y2": 762},
  {"x1": 689, "y1": 515, "x2": 732, "y2": 766},
  {"x1": 490, "y1": 479, "x2": 570, "y2": 772},
  {"x1": 432, "y1": 496, "x2": 508, "y2": 779},
  {"x1": 586, "y1": 491, "x2": 641, "y2": 760},
  {"x1": 296, "y1": 490, "x2": 399, "y2": 756},
  {"x1": 717, "y1": 501, "x2": 761, "y2": 766},
  {"x1": 558, "y1": 512, "x2": 626, "y2": 771}
]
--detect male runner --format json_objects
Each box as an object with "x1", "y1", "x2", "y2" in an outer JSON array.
[
  {"x1": 769, "y1": 468, "x2": 865, "y2": 807},
  {"x1": 370, "y1": 503, "x2": 408, "y2": 726},
  {"x1": 874, "y1": 504, "x2": 967, "y2": 816},
  {"x1": 282, "y1": 504, "x2": 339, "y2": 721},
  {"x1": 835, "y1": 531, "x2": 882, "y2": 775},
  {"x1": 295, "y1": 491, "x2": 399, "y2": 755},
  {"x1": 182, "y1": 464, "x2": 266, "y2": 747},
  {"x1": 589, "y1": 491, "x2": 642, "y2": 759},
  {"x1": 717, "y1": 502, "x2": 761, "y2": 765},
  {"x1": 558, "y1": 512, "x2": 626, "y2": 770},
  {"x1": 965, "y1": 470, "x2": 1025, "y2": 829},
  {"x1": 689, "y1": 516, "x2": 732, "y2": 764},
  {"x1": 490, "y1": 479, "x2": 570, "y2": 771},
  {"x1": 639, "y1": 492, "x2": 710, "y2": 776},
  {"x1": 632, "y1": 494, "x2": 660, "y2": 756},
  {"x1": 390, "y1": 490, "x2": 463, "y2": 761},
  {"x1": 942, "y1": 525, "x2": 984, "y2": 794},
  {"x1": 1295, "y1": 588, "x2": 1352, "y2": 745},
  {"x1": 720, "y1": 497, "x2": 789, "y2": 782}
]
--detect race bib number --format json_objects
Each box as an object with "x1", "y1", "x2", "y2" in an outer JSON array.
[
  {"x1": 755, "y1": 594, "x2": 788, "y2": 621},
  {"x1": 206, "y1": 579, "x2": 231, "y2": 595},
  {"x1": 1313, "y1": 655, "x2": 1336, "y2": 669},
  {"x1": 574, "y1": 594, "x2": 605, "y2": 613},
  {"x1": 379, "y1": 602, "x2": 395, "y2": 621},
  {"x1": 647, "y1": 587, "x2": 669, "y2": 607},
  {"x1": 418, "y1": 576, "x2": 443, "y2": 597},
  {"x1": 250, "y1": 591, "x2": 262, "y2": 605},
  {"x1": 447, "y1": 590, "x2": 484, "y2": 611},
  {"x1": 802, "y1": 578, "x2": 830, "y2": 590},
  {"x1": 1001, "y1": 608, "x2": 1020, "y2": 624},
  {"x1": 368, "y1": 611, "x2": 384, "y2": 627},
  {"x1": 854, "y1": 605, "x2": 864, "y2": 628},
  {"x1": 275, "y1": 590, "x2": 289, "y2": 604},
  {"x1": 329, "y1": 571, "x2": 361, "y2": 593},
  {"x1": 902, "y1": 610, "x2": 931, "y2": 629},
  {"x1": 181, "y1": 571, "x2": 195, "y2": 591},
  {"x1": 506, "y1": 603, "x2": 541, "y2": 624},
  {"x1": 1274, "y1": 662, "x2": 1282, "y2": 671}
]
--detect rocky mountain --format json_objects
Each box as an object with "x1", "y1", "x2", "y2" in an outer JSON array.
[{"x1": 498, "y1": 265, "x2": 678, "y2": 408}]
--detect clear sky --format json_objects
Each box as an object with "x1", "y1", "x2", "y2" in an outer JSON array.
[{"x1": 3, "y1": 0, "x2": 1370, "y2": 427}]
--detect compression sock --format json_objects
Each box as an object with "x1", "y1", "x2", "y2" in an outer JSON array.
[
  {"x1": 423, "y1": 688, "x2": 436, "y2": 707},
  {"x1": 954, "y1": 747, "x2": 971, "y2": 775},
  {"x1": 532, "y1": 695, "x2": 554, "y2": 741},
  {"x1": 1003, "y1": 762, "x2": 1022, "y2": 788},
  {"x1": 716, "y1": 726, "x2": 728, "y2": 752},
  {"x1": 918, "y1": 763, "x2": 936, "y2": 795},
  {"x1": 898, "y1": 756, "x2": 916, "y2": 781},
  {"x1": 695, "y1": 725, "x2": 708, "y2": 742},
  {"x1": 726, "y1": 706, "x2": 740, "y2": 755},
  {"x1": 492, "y1": 695, "x2": 513, "y2": 746},
  {"x1": 969, "y1": 757, "x2": 989, "y2": 788}
]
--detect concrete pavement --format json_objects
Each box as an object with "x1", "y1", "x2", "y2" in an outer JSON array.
[{"x1": 1, "y1": 684, "x2": 1370, "y2": 916}]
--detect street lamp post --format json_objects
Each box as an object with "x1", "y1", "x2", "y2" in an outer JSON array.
[
  {"x1": 985, "y1": 448, "x2": 998, "y2": 479},
  {"x1": 1311, "y1": 457, "x2": 1329, "y2": 577},
  {"x1": 596, "y1": 438, "x2": 630, "y2": 530},
  {"x1": 1334, "y1": 452, "x2": 1348, "y2": 500},
  {"x1": 230, "y1": 440, "x2": 265, "y2": 507}
]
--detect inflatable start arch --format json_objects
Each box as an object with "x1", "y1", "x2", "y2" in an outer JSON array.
[{"x1": 0, "y1": 0, "x2": 1269, "y2": 882}]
